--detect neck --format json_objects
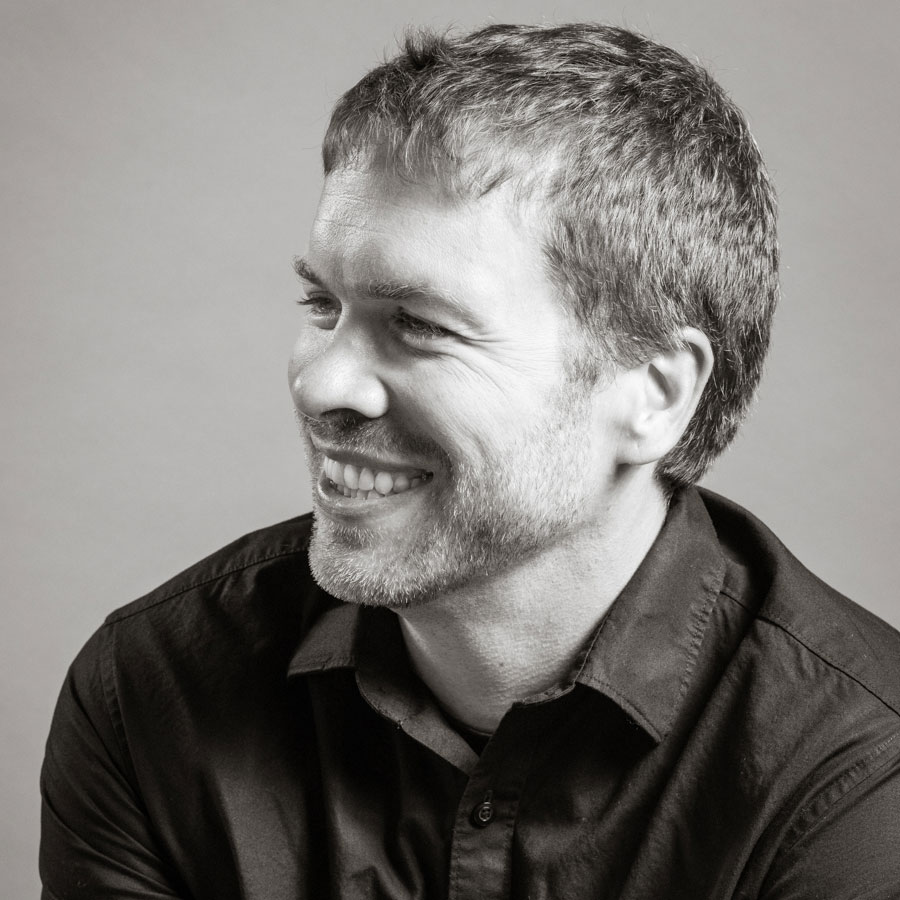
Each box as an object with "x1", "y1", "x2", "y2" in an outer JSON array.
[{"x1": 396, "y1": 475, "x2": 668, "y2": 733}]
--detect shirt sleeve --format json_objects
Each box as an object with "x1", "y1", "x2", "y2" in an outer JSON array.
[
  {"x1": 40, "y1": 626, "x2": 187, "y2": 900},
  {"x1": 759, "y1": 736, "x2": 900, "y2": 900}
]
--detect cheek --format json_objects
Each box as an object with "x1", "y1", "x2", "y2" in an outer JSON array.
[
  {"x1": 287, "y1": 328, "x2": 327, "y2": 391},
  {"x1": 400, "y1": 373, "x2": 536, "y2": 463}
]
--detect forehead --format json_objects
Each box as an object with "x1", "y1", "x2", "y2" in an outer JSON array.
[{"x1": 306, "y1": 167, "x2": 551, "y2": 296}]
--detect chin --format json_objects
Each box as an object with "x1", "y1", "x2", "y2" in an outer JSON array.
[{"x1": 307, "y1": 517, "x2": 447, "y2": 609}]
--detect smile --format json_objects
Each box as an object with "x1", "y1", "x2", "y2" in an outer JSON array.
[{"x1": 323, "y1": 455, "x2": 433, "y2": 500}]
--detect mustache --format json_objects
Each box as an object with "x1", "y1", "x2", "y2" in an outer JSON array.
[{"x1": 295, "y1": 409, "x2": 442, "y2": 461}]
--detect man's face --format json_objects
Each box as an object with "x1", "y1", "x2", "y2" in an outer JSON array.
[{"x1": 289, "y1": 167, "x2": 627, "y2": 607}]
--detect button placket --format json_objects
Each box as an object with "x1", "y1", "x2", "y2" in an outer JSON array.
[{"x1": 447, "y1": 703, "x2": 553, "y2": 900}]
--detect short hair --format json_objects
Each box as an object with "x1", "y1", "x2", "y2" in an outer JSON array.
[{"x1": 322, "y1": 23, "x2": 779, "y2": 489}]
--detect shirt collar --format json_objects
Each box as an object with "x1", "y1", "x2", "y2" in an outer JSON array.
[
  {"x1": 287, "y1": 487, "x2": 726, "y2": 744},
  {"x1": 572, "y1": 487, "x2": 726, "y2": 742},
  {"x1": 287, "y1": 597, "x2": 359, "y2": 676}
]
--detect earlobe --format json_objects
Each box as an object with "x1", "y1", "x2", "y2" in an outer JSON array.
[{"x1": 618, "y1": 328, "x2": 714, "y2": 466}]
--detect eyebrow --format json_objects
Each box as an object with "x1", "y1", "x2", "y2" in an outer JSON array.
[
  {"x1": 293, "y1": 257, "x2": 325, "y2": 285},
  {"x1": 293, "y1": 256, "x2": 479, "y2": 328}
]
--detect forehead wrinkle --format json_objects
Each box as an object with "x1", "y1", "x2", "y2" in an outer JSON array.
[{"x1": 304, "y1": 170, "x2": 559, "y2": 328}]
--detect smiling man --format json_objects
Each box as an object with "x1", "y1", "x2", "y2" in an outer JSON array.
[{"x1": 41, "y1": 23, "x2": 900, "y2": 900}]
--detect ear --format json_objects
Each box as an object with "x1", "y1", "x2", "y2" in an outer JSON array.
[{"x1": 616, "y1": 327, "x2": 714, "y2": 467}]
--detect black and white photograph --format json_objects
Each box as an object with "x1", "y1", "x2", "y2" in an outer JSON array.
[{"x1": 3, "y1": 1, "x2": 899, "y2": 897}]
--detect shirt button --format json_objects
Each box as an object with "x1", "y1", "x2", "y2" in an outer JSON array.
[{"x1": 471, "y1": 792, "x2": 495, "y2": 828}]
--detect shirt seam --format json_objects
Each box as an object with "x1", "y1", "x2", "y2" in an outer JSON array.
[
  {"x1": 718, "y1": 587, "x2": 754, "y2": 614},
  {"x1": 675, "y1": 564, "x2": 722, "y2": 710},
  {"x1": 104, "y1": 545, "x2": 311, "y2": 626},
  {"x1": 719, "y1": 586, "x2": 900, "y2": 720},
  {"x1": 780, "y1": 730, "x2": 900, "y2": 853},
  {"x1": 99, "y1": 623, "x2": 130, "y2": 769}
]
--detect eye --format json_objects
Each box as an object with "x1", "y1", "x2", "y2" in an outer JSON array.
[
  {"x1": 296, "y1": 294, "x2": 340, "y2": 329},
  {"x1": 392, "y1": 309, "x2": 454, "y2": 342}
]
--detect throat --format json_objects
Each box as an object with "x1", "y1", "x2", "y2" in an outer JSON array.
[
  {"x1": 398, "y1": 604, "x2": 584, "y2": 734},
  {"x1": 392, "y1": 519, "x2": 654, "y2": 734}
]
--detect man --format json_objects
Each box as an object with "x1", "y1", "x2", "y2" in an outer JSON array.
[{"x1": 41, "y1": 23, "x2": 900, "y2": 900}]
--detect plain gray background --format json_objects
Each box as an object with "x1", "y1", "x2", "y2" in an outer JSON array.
[{"x1": 3, "y1": 0, "x2": 898, "y2": 894}]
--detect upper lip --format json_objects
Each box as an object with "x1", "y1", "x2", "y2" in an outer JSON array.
[{"x1": 310, "y1": 441, "x2": 433, "y2": 474}]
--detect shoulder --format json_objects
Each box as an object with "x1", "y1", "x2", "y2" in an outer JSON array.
[
  {"x1": 72, "y1": 514, "x2": 338, "y2": 706},
  {"x1": 41, "y1": 515, "x2": 337, "y2": 892},
  {"x1": 699, "y1": 488, "x2": 900, "y2": 722},
  {"x1": 693, "y1": 491, "x2": 900, "y2": 890},
  {"x1": 105, "y1": 513, "x2": 317, "y2": 625}
]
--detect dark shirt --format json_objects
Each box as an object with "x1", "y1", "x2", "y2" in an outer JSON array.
[{"x1": 40, "y1": 488, "x2": 900, "y2": 899}]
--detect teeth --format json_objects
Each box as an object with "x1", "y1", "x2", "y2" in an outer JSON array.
[
  {"x1": 358, "y1": 467, "x2": 375, "y2": 492},
  {"x1": 322, "y1": 456, "x2": 430, "y2": 500}
]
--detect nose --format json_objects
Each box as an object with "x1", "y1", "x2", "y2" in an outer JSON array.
[{"x1": 289, "y1": 326, "x2": 390, "y2": 422}]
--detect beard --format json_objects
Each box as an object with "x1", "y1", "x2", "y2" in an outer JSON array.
[{"x1": 298, "y1": 386, "x2": 596, "y2": 609}]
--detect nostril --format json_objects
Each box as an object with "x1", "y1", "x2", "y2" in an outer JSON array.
[{"x1": 290, "y1": 333, "x2": 390, "y2": 421}]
